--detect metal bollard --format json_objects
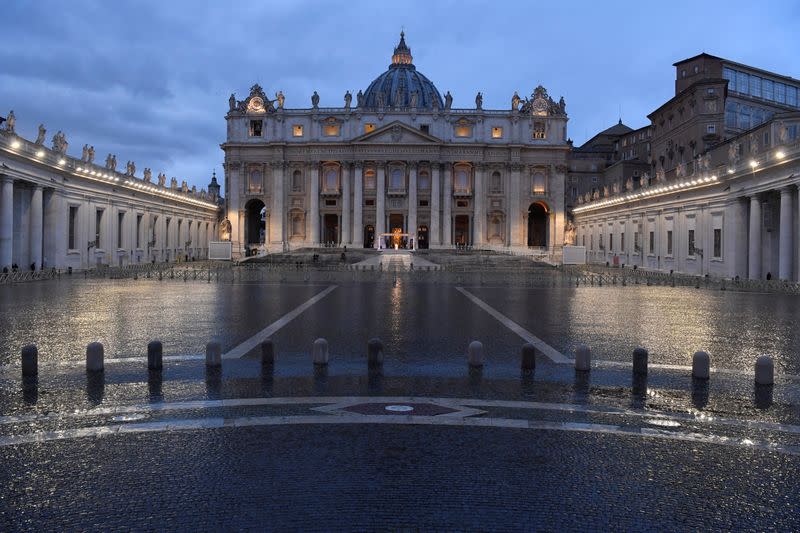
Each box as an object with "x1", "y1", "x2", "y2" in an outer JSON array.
[
  {"x1": 632, "y1": 347, "x2": 648, "y2": 375},
  {"x1": 575, "y1": 344, "x2": 591, "y2": 372},
  {"x1": 520, "y1": 343, "x2": 536, "y2": 371},
  {"x1": 21, "y1": 344, "x2": 38, "y2": 377},
  {"x1": 367, "y1": 338, "x2": 384, "y2": 368},
  {"x1": 148, "y1": 340, "x2": 163, "y2": 370},
  {"x1": 468, "y1": 340, "x2": 484, "y2": 368},
  {"x1": 261, "y1": 339, "x2": 275, "y2": 366},
  {"x1": 205, "y1": 341, "x2": 222, "y2": 368},
  {"x1": 754, "y1": 355, "x2": 774, "y2": 386},
  {"x1": 313, "y1": 338, "x2": 329, "y2": 366},
  {"x1": 86, "y1": 342, "x2": 104, "y2": 372},
  {"x1": 692, "y1": 351, "x2": 710, "y2": 380}
]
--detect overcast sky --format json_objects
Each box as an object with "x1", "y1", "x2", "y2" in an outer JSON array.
[{"x1": 3, "y1": 0, "x2": 799, "y2": 190}]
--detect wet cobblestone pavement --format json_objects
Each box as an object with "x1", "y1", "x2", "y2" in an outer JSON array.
[{"x1": 1, "y1": 275, "x2": 799, "y2": 530}]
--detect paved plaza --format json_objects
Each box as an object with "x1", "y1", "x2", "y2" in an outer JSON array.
[{"x1": 1, "y1": 265, "x2": 799, "y2": 531}]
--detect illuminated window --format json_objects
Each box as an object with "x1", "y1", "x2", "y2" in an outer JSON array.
[
  {"x1": 455, "y1": 124, "x2": 472, "y2": 138},
  {"x1": 532, "y1": 170, "x2": 546, "y2": 194},
  {"x1": 491, "y1": 127, "x2": 503, "y2": 139},
  {"x1": 323, "y1": 123, "x2": 341, "y2": 137},
  {"x1": 249, "y1": 120, "x2": 263, "y2": 137},
  {"x1": 248, "y1": 169, "x2": 262, "y2": 193},
  {"x1": 364, "y1": 170, "x2": 376, "y2": 190},
  {"x1": 292, "y1": 125, "x2": 304, "y2": 137},
  {"x1": 533, "y1": 121, "x2": 546, "y2": 139},
  {"x1": 364, "y1": 123, "x2": 376, "y2": 133}
]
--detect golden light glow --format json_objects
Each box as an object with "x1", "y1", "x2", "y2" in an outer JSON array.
[
  {"x1": 292, "y1": 125, "x2": 304, "y2": 137},
  {"x1": 749, "y1": 160, "x2": 759, "y2": 168},
  {"x1": 491, "y1": 127, "x2": 503, "y2": 139},
  {"x1": 364, "y1": 123, "x2": 376, "y2": 133},
  {"x1": 10, "y1": 140, "x2": 20, "y2": 149},
  {"x1": 775, "y1": 151, "x2": 785, "y2": 159},
  {"x1": 455, "y1": 125, "x2": 472, "y2": 138},
  {"x1": 35, "y1": 150, "x2": 44, "y2": 157}
]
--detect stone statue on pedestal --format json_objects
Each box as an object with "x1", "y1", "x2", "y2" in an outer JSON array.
[
  {"x1": 158, "y1": 173, "x2": 166, "y2": 187},
  {"x1": 276, "y1": 91, "x2": 285, "y2": 109},
  {"x1": 87, "y1": 146, "x2": 95, "y2": 163},
  {"x1": 81, "y1": 144, "x2": 89, "y2": 162},
  {"x1": 311, "y1": 91, "x2": 319, "y2": 108},
  {"x1": 475, "y1": 92, "x2": 483, "y2": 110},
  {"x1": 228, "y1": 93, "x2": 236, "y2": 112},
  {"x1": 181, "y1": 180, "x2": 188, "y2": 193},
  {"x1": 512, "y1": 92, "x2": 520, "y2": 111},
  {"x1": 344, "y1": 90, "x2": 352, "y2": 109},
  {"x1": 35, "y1": 124, "x2": 46, "y2": 145},
  {"x1": 4, "y1": 110, "x2": 15, "y2": 133},
  {"x1": 564, "y1": 220, "x2": 576, "y2": 245},
  {"x1": 356, "y1": 90, "x2": 364, "y2": 107},
  {"x1": 410, "y1": 91, "x2": 418, "y2": 109},
  {"x1": 170, "y1": 177, "x2": 178, "y2": 190},
  {"x1": 143, "y1": 168, "x2": 152, "y2": 182},
  {"x1": 444, "y1": 91, "x2": 452, "y2": 110}
]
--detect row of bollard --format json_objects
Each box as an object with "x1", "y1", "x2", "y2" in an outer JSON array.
[{"x1": 18, "y1": 339, "x2": 776, "y2": 388}]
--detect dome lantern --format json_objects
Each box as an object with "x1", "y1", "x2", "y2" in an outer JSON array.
[{"x1": 391, "y1": 31, "x2": 413, "y2": 66}]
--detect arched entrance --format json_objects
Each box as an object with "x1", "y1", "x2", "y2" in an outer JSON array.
[
  {"x1": 245, "y1": 199, "x2": 266, "y2": 247},
  {"x1": 417, "y1": 225, "x2": 429, "y2": 249},
  {"x1": 363, "y1": 225, "x2": 374, "y2": 249},
  {"x1": 454, "y1": 215, "x2": 470, "y2": 245},
  {"x1": 527, "y1": 202, "x2": 548, "y2": 247}
]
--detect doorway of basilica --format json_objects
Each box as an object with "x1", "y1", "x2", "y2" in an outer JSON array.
[
  {"x1": 454, "y1": 215, "x2": 470, "y2": 245},
  {"x1": 363, "y1": 225, "x2": 374, "y2": 249},
  {"x1": 389, "y1": 213, "x2": 405, "y2": 248},
  {"x1": 417, "y1": 225, "x2": 429, "y2": 249},
  {"x1": 527, "y1": 202, "x2": 548, "y2": 247},
  {"x1": 323, "y1": 214, "x2": 339, "y2": 245}
]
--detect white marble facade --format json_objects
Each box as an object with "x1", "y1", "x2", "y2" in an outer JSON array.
[
  {"x1": 0, "y1": 124, "x2": 219, "y2": 271},
  {"x1": 573, "y1": 115, "x2": 800, "y2": 281},
  {"x1": 221, "y1": 34, "x2": 568, "y2": 258}
]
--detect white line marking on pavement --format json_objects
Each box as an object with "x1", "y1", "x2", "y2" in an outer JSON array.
[
  {"x1": 222, "y1": 285, "x2": 338, "y2": 359},
  {"x1": 0, "y1": 412, "x2": 797, "y2": 455},
  {"x1": 455, "y1": 286, "x2": 571, "y2": 364}
]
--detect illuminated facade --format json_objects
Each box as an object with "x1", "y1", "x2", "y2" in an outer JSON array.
[
  {"x1": 221, "y1": 33, "x2": 569, "y2": 258},
  {"x1": 0, "y1": 120, "x2": 220, "y2": 271}
]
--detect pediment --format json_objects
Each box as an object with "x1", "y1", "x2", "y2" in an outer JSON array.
[{"x1": 352, "y1": 121, "x2": 443, "y2": 144}]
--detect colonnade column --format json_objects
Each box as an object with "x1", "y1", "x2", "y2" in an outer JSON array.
[
  {"x1": 748, "y1": 195, "x2": 762, "y2": 280},
  {"x1": 309, "y1": 162, "x2": 319, "y2": 245},
  {"x1": 271, "y1": 162, "x2": 284, "y2": 246},
  {"x1": 29, "y1": 185, "x2": 43, "y2": 270},
  {"x1": 408, "y1": 162, "x2": 417, "y2": 249},
  {"x1": 353, "y1": 162, "x2": 363, "y2": 247},
  {"x1": 0, "y1": 176, "x2": 13, "y2": 270},
  {"x1": 376, "y1": 163, "x2": 386, "y2": 247},
  {"x1": 430, "y1": 163, "x2": 441, "y2": 246},
  {"x1": 509, "y1": 164, "x2": 522, "y2": 246},
  {"x1": 473, "y1": 164, "x2": 484, "y2": 246},
  {"x1": 442, "y1": 164, "x2": 452, "y2": 246},
  {"x1": 778, "y1": 186, "x2": 793, "y2": 280},
  {"x1": 341, "y1": 161, "x2": 351, "y2": 246}
]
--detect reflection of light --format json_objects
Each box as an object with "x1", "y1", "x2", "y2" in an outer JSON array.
[
  {"x1": 775, "y1": 151, "x2": 785, "y2": 159},
  {"x1": 394, "y1": 244, "x2": 398, "y2": 250},
  {"x1": 749, "y1": 160, "x2": 759, "y2": 168},
  {"x1": 11, "y1": 140, "x2": 20, "y2": 149},
  {"x1": 35, "y1": 150, "x2": 44, "y2": 158}
]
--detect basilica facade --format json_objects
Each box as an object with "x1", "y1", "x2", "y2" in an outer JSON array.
[{"x1": 221, "y1": 33, "x2": 568, "y2": 258}]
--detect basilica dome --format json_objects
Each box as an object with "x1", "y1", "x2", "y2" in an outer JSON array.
[{"x1": 361, "y1": 32, "x2": 444, "y2": 110}]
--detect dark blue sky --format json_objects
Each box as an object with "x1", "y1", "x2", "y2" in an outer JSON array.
[{"x1": 3, "y1": 0, "x2": 799, "y2": 190}]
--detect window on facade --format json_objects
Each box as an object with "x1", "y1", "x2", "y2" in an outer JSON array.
[
  {"x1": 599, "y1": 234, "x2": 604, "y2": 250},
  {"x1": 533, "y1": 122, "x2": 546, "y2": 139},
  {"x1": 324, "y1": 168, "x2": 339, "y2": 191},
  {"x1": 136, "y1": 214, "x2": 142, "y2": 248},
  {"x1": 420, "y1": 124, "x2": 430, "y2": 134},
  {"x1": 323, "y1": 123, "x2": 341, "y2": 137},
  {"x1": 454, "y1": 124, "x2": 472, "y2": 138},
  {"x1": 713, "y1": 229, "x2": 722, "y2": 258},
  {"x1": 725, "y1": 101, "x2": 737, "y2": 128},
  {"x1": 249, "y1": 120, "x2": 263, "y2": 137},
  {"x1": 418, "y1": 171, "x2": 430, "y2": 190},
  {"x1": 292, "y1": 215, "x2": 303, "y2": 236},
  {"x1": 532, "y1": 171, "x2": 546, "y2": 195},
  {"x1": 491, "y1": 127, "x2": 503, "y2": 139},
  {"x1": 775, "y1": 82, "x2": 786, "y2": 104},
  {"x1": 738, "y1": 105, "x2": 750, "y2": 130},
  {"x1": 177, "y1": 220, "x2": 183, "y2": 247},
  {"x1": 762, "y1": 79, "x2": 774, "y2": 100},
  {"x1": 364, "y1": 170, "x2": 376, "y2": 190},
  {"x1": 667, "y1": 230, "x2": 673, "y2": 255},
  {"x1": 325, "y1": 199, "x2": 336, "y2": 206},
  {"x1": 390, "y1": 168, "x2": 404, "y2": 190},
  {"x1": 688, "y1": 229, "x2": 695, "y2": 256},
  {"x1": 166, "y1": 219, "x2": 171, "y2": 247},
  {"x1": 589, "y1": 235, "x2": 593, "y2": 250},
  {"x1": 456, "y1": 200, "x2": 468, "y2": 208},
  {"x1": 454, "y1": 169, "x2": 470, "y2": 193},
  {"x1": 364, "y1": 123, "x2": 376, "y2": 134},
  {"x1": 787, "y1": 86, "x2": 798, "y2": 107},
  {"x1": 736, "y1": 71, "x2": 749, "y2": 94},
  {"x1": 292, "y1": 125, "x2": 304, "y2": 137},
  {"x1": 750, "y1": 76, "x2": 761, "y2": 98},
  {"x1": 95, "y1": 210, "x2": 103, "y2": 248},
  {"x1": 649, "y1": 231, "x2": 654, "y2": 253},
  {"x1": 419, "y1": 200, "x2": 429, "y2": 207},
  {"x1": 248, "y1": 169, "x2": 262, "y2": 193},
  {"x1": 365, "y1": 199, "x2": 375, "y2": 206},
  {"x1": 491, "y1": 171, "x2": 501, "y2": 193},
  {"x1": 68, "y1": 206, "x2": 78, "y2": 249},
  {"x1": 609, "y1": 234, "x2": 614, "y2": 252},
  {"x1": 634, "y1": 231, "x2": 639, "y2": 252},
  {"x1": 621, "y1": 232, "x2": 625, "y2": 252},
  {"x1": 707, "y1": 124, "x2": 716, "y2": 134},
  {"x1": 292, "y1": 170, "x2": 303, "y2": 192}
]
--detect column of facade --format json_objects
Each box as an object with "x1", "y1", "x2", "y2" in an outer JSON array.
[
  {"x1": 778, "y1": 186, "x2": 793, "y2": 280},
  {"x1": 29, "y1": 185, "x2": 43, "y2": 270},
  {"x1": 341, "y1": 161, "x2": 351, "y2": 246},
  {"x1": 442, "y1": 164, "x2": 452, "y2": 246},
  {"x1": 473, "y1": 164, "x2": 484, "y2": 246},
  {"x1": 408, "y1": 162, "x2": 417, "y2": 249},
  {"x1": 43, "y1": 189, "x2": 65, "y2": 269},
  {"x1": 509, "y1": 165, "x2": 522, "y2": 246},
  {"x1": 797, "y1": 186, "x2": 800, "y2": 281},
  {"x1": 353, "y1": 162, "x2": 364, "y2": 246},
  {"x1": 376, "y1": 163, "x2": 386, "y2": 246},
  {"x1": 271, "y1": 162, "x2": 284, "y2": 246},
  {"x1": 0, "y1": 176, "x2": 13, "y2": 269},
  {"x1": 748, "y1": 195, "x2": 762, "y2": 280},
  {"x1": 309, "y1": 162, "x2": 320, "y2": 245},
  {"x1": 430, "y1": 163, "x2": 441, "y2": 246}
]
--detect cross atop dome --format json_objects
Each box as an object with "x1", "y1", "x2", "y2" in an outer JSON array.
[{"x1": 391, "y1": 31, "x2": 413, "y2": 66}]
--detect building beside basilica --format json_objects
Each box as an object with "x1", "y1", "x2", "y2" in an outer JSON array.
[{"x1": 221, "y1": 33, "x2": 569, "y2": 258}]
